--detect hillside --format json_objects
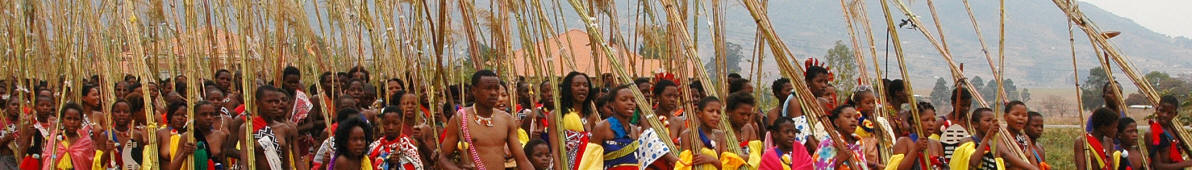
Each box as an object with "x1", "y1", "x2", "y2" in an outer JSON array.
[
  {"x1": 474, "y1": 0, "x2": 1192, "y2": 89},
  {"x1": 696, "y1": 0, "x2": 1192, "y2": 89}
]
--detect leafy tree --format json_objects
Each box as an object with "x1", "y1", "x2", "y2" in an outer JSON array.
[
  {"x1": 963, "y1": 75, "x2": 1031, "y2": 107},
  {"x1": 1125, "y1": 93, "x2": 1149, "y2": 105},
  {"x1": 970, "y1": 76, "x2": 985, "y2": 107},
  {"x1": 1020, "y1": 88, "x2": 1031, "y2": 103},
  {"x1": 725, "y1": 42, "x2": 744, "y2": 73},
  {"x1": 1145, "y1": 71, "x2": 1192, "y2": 99},
  {"x1": 638, "y1": 26, "x2": 668, "y2": 60},
  {"x1": 982, "y1": 78, "x2": 999, "y2": 104},
  {"x1": 705, "y1": 42, "x2": 746, "y2": 74},
  {"x1": 930, "y1": 77, "x2": 951, "y2": 107},
  {"x1": 1081, "y1": 67, "x2": 1109, "y2": 110},
  {"x1": 971, "y1": 76, "x2": 985, "y2": 93},
  {"x1": 1004, "y1": 79, "x2": 1019, "y2": 101},
  {"x1": 825, "y1": 41, "x2": 857, "y2": 97}
]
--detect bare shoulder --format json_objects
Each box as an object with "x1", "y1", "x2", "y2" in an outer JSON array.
[
  {"x1": 156, "y1": 128, "x2": 170, "y2": 137},
  {"x1": 596, "y1": 119, "x2": 612, "y2": 131},
  {"x1": 593, "y1": 119, "x2": 613, "y2": 140},
  {"x1": 494, "y1": 109, "x2": 513, "y2": 120},
  {"x1": 679, "y1": 128, "x2": 692, "y2": 138},
  {"x1": 332, "y1": 156, "x2": 351, "y2": 170},
  {"x1": 895, "y1": 137, "x2": 914, "y2": 144}
]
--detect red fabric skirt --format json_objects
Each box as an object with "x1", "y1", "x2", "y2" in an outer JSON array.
[{"x1": 19, "y1": 156, "x2": 39, "y2": 170}]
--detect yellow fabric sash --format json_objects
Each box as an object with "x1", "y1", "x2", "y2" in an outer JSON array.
[
  {"x1": 720, "y1": 151, "x2": 746, "y2": 170},
  {"x1": 745, "y1": 140, "x2": 763, "y2": 168},
  {"x1": 362, "y1": 156, "x2": 374, "y2": 170},
  {"x1": 56, "y1": 140, "x2": 73, "y2": 170},
  {"x1": 562, "y1": 111, "x2": 586, "y2": 132},
  {"x1": 885, "y1": 154, "x2": 905, "y2": 170},
  {"x1": 578, "y1": 143, "x2": 604, "y2": 169}
]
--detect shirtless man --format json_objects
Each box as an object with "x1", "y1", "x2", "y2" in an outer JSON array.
[
  {"x1": 239, "y1": 86, "x2": 301, "y2": 170},
  {"x1": 438, "y1": 70, "x2": 533, "y2": 170}
]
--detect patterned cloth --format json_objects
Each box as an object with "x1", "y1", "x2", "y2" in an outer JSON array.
[
  {"x1": 41, "y1": 125, "x2": 96, "y2": 170},
  {"x1": 792, "y1": 116, "x2": 811, "y2": 144},
  {"x1": 562, "y1": 110, "x2": 591, "y2": 169},
  {"x1": 290, "y1": 90, "x2": 313, "y2": 122},
  {"x1": 564, "y1": 130, "x2": 591, "y2": 169},
  {"x1": 368, "y1": 135, "x2": 424, "y2": 170},
  {"x1": 602, "y1": 116, "x2": 639, "y2": 169},
  {"x1": 252, "y1": 118, "x2": 283, "y2": 170},
  {"x1": 635, "y1": 129, "x2": 670, "y2": 170},
  {"x1": 813, "y1": 137, "x2": 867, "y2": 170}
]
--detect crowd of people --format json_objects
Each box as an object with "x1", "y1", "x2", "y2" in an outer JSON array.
[{"x1": 0, "y1": 62, "x2": 1184, "y2": 170}]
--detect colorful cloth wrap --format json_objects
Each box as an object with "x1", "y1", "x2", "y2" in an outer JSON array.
[
  {"x1": 562, "y1": 110, "x2": 593, "y2": 170},
  {"x1": 812, "y1": 137, "x2": 866, "y2": 170},
  {"x1": 42, "y1": 126, "x2": 97, "y2": 170},
  {"x1": 602, "y1": 116, "x2": 640, "y2": 169},
  {"x1": 1149, "y1": 120, "x2": 1184, "y2": 163},
  {"x1": 948, "y1": 141, "x2": 1006, "y2": 170},
  {"x1": 252, "y1": 116, "x2": 284, "y2": 170},
  {"x1": 369, "y1": 135, "x2": 424, "y2": 170},
  {"x1": 636, "y1": 129, "x2": 671, "y2": 170}
]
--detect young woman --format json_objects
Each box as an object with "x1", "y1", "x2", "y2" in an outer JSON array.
[
  {"x1": 1117, "y1": 117, "x2": 1143, "y2": 170},
  {"x1": 813, "y1": 105, "x2": 866, "y2": 170},
  {"x1": 653, "y1": 80, "x2": 686, "y2": 141},
  {"x1": 725, "y1": 92, "x2": 763, "y2": 165},
  {"x1": 1027, "y1": 111, "x2": 1046, "y2": 164},
  {"x1": 386, "y1": 78, "x2": 405, "y2": 96},
  {"x1": 550, "y1": 72, "x2": 600, "y2": 169},
  {"x1": 159, "y1": 102, "x2": 191, "y2": 170},
  {"x1": 888, "y1": 102, "x2": 945, "y2": 170},
  {"x1": 847, "y1": 87, "x2": 885, "y2": 169},
  {"x1": 0, "y1": 99, "x2": 17, "y2": 169},
  {"x1": 80, "y1": 85, "x2": 103, "y2": 122},
  {"x1": 312, "y1": 108, "x2": 364, "y2": 170},
  {"x1": 497, "y1": 82, "x2": 511, "y2": 113},
  {"x1": 523, "y1": 80, "x2": 554, "y2": 142},
  {"x1": 940, "y1": 86, "x2": 974, "y2": 161},
  {"x1": 331, "y1": 117, "x2": 374, "y2": 170},
  {"x1": 104, "y1": 99, "x2": 146, "y2": 169},
  {"x1": 759, "y1": 118, "x2": 814, "y2": 170},
  {"x1": 592, "y1": 85, "x2": 643, "y2": 170},
  {"x1": 951, "y1": 108, "x2": 1040, "y2": 170},
  {"x1": 1075, "y1": 107, "x2": 1120, "y2": 170},
  {"x1": 675, "y1": 97, "x2": 728, "y2": 169},
  {"x1": 1004, "y1": 101, "x2": 1041, "y2": 168},
  {"x1": 18, "y1": 95, "x2": 57, "y2": 169},
  {"x1": 368, "y1": 105, "x2": 422, "y2": 169},
  {"x1": 191, "y1": 101, "x2": 228, "y2": 169},
  {"x1": 346, "y1": 80, "x2": 368, "y2": 109},
  {"x1": 948, "y1": 108, "x2": 997, "y2": 169},
  {"x1": 392, "y1": 91, "x2": 434, "y2": 166},
  {"x1": 41, "y1": 102, "x2": 107, "y2": 170}
]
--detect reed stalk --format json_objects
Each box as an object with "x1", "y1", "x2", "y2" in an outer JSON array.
[
  {"x1": 563, "y1": 0, "x2": 681, "y2": 157},
  {"x1": 740, "y1": 0, "x2": 862, "y2": 168},
  {"x1": 1051, "y1": 0, "x2": 1172, "y2": 163}
]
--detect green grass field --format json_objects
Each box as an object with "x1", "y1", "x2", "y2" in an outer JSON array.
[{"x1": 1039, "y1": 127, "x2": 1083, "y2": 170}]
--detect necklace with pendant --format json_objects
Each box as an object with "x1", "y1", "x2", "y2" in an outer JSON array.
[{"x1": 475, "y1": 112, "x2": 494, "y2": 127}]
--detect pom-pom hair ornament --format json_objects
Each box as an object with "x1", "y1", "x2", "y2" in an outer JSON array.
[
  {"x1": 654, "y1": 72, "x2": 678, "y2": 85},
  {"x1": 804, "y1": 58, "x2": 835, "y2": 82}
]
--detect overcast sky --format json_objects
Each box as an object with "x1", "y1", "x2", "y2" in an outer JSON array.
[{"x1": 1081, "y1": 0, "x2": 1192, "y2": 38}]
